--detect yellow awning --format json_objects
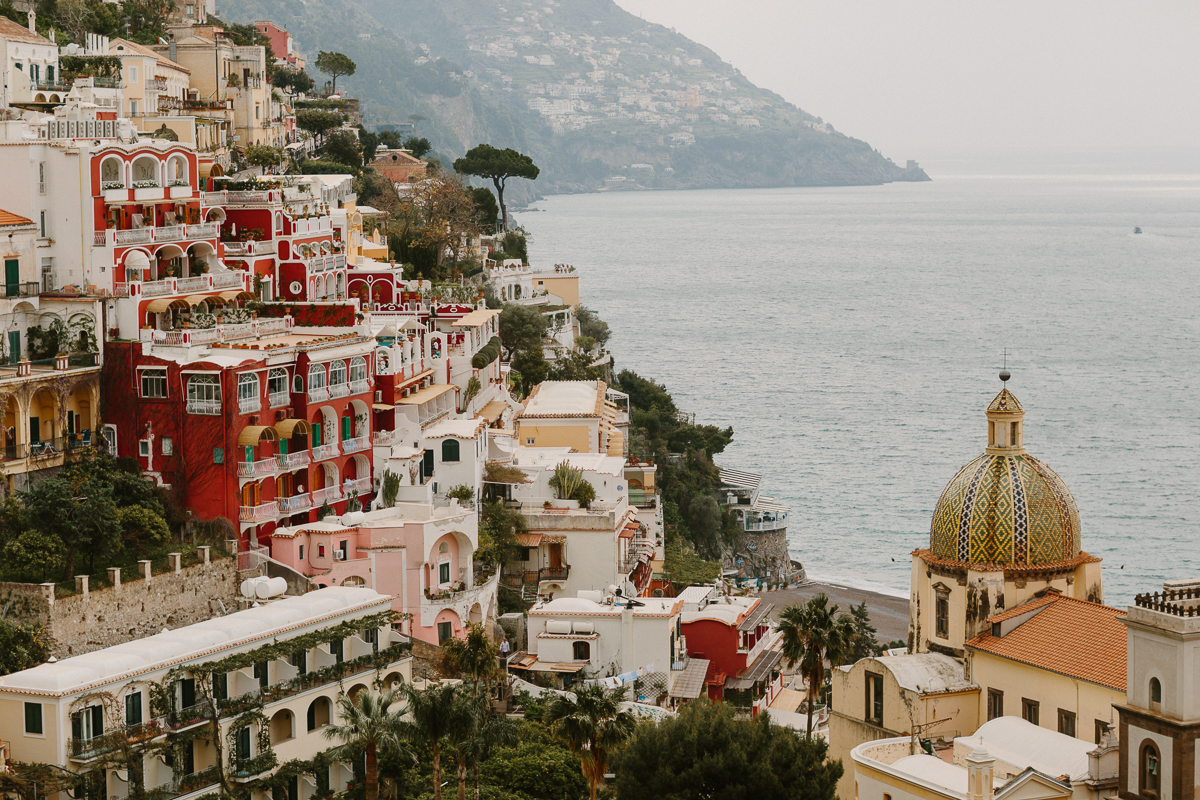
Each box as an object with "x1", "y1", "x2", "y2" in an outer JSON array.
[
  {"x1": 450, "y1": 308, "x2": 502, "y2": 328},
  {"x1": 274, "y1": 418, "x2": 310, "y2": 438},
  {"x1": 218, "y1": 289, "x2": 254, "y2": 302},
  {"x1": 145, "y1": 298, "x2": 188, "y2": 313},
  {"x1": 372, "y1": 403, "x2": 394, "y2": 411},
  {"x1": 475, "y1": 400, "x2": 506, "y2": 423},
  {"x1": 237, "y1": 425, "x2": 279, "y2": 446},
  {"x1": 182, "y1": 294, "x2": 215, "y2": 307},
  {"x1": 396, "y1": 383, "x2": 456, "y2": 406}
]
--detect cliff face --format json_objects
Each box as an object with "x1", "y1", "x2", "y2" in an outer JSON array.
[{"x1": 219, "y1": 0, "x2": 929, "y2": 193}]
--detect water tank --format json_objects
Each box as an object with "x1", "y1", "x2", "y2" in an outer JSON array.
[
  {"x1": 546, "y1": 620, "x2": 571, "y2": 635},
  {"x1": 240, "y1": 577, "x2": 265, "y2": 598},
  {"x1": 572, "y1": 622, "x2": 594, "y2": 635},
  {"x1": 576, "y1": 590, "x2": 604, "y2": 604},
  {"x1": 257, "y1": 577, "x2": 288, "y2": 599}
]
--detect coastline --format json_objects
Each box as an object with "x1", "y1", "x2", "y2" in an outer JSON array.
[{"x1": 761, "y1": 581, "x2": 910, "y2": 646}]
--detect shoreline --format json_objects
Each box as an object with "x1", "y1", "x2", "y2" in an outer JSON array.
[{"x1": 760, "y1": 580, "x2": 910, "y2": 647}]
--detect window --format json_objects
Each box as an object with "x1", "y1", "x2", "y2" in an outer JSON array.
[
  {"x1": 1141, "y1": 741, "x2": 1160, "y2": 796},
  {"x1": 268, "y1": 368, "x2": 288, "y2": 405},
  {"x1": 525, "y1": 437, "x2": 535, "y2": 445},
  {"x1": 139, "y1": 440, "x2": 151, "y2": 457},
  {"x1": 339, "y1": 540, "x2": 348, "y2": 560},
  {"x1": 318, "y1": 544, "x2": 326, "y2": 558},
  {"x1": 329, "y1": 360, "x2": 347, "y2": 387},
  {"x1": 71, "y1": 705, "x2": 104, "y2": 741},
  {"x1": 1022, "y1": 698, "x2": 1039, "y2": 726},
  {"x1": 254, "y1": 661, "x2": 269, "y2": 689},
  {"x1": 299, "y1": 545, "x2": 305, "y2": 561},
  {"x1": 292, "y1": 374, "x2": 303, "y2": 394},
  {"x1": 141, "y1": 368, "x2": 167, "y2": 397},
  {"x1": 1058, "y1": 709, "x2": 1076, "y2": 738},
  {"x1": 24, "y1": 702, "x2": 42, "y2": 735},
  {"x1": 38, "y1": 162, "x2": 45, "y2": 195},
  {"x1": 935, "y1": 595, "x2": 949, "y2": 638},
  {"x1": 437, "y1": 621, "x2": 453, "y2": 643},
  {"x1": 439, "y1": 561, "x2": 451, "y2": 585},
  {"x1": 290, "y1": 649, "x2": 307, "y2": 674},
  {"x1": 125, "y1": 692, "x2": 143, "y2": 726},
  {"x1": 1150, "y1": 677, "x2": 1162, "y2": 704},
  {"x1": 187, "y1": 375, "x2": 221, "y2": 415},
  {"x1": 180, "y1": 677, "x2": 196, "y2": 709},
  {"x1": 328, "y1": 638, "x2": 343, "y2": 663},
  {"x1": 987, "y1": 689, "x2": 1004, "y2": 720},
  {"x1": 129, "y1": 65, "x2": 139, "y2": 83},
  {"x1": 865, "y1": 672, "x2": 883, "y2": 725},
  {"x1": 39, "y1": 210, "x2": 46, "y2": 238},
  {"x1": 442, "y1": 438, "x2": 460, "y2": 463},
  {"x1": 235, "y1": 726, "x2": 252, "y2": 760},
  {"x1": 573, "y1": 640, "x2": 591, "y2": 661},
  {"x1": 212, "y1": 672, "x2": 228, "y2": 702},
  {"x1": 1096, "y1": 720, "x2": 1109, "y2": 744},
  {"x1": 308, "y1": 363, "x2": 325, "y2": 391},
  {"x1": 129, "y1": 99, "x2": 138, "y2": 116},
  {"x1": 238, "y1": 373, "x2": 260, "y2": 413},
  {"x1": 349, "y1": 356, "x2": 367, "y2": 385},
  {"x1": 162, "y1": 438, "x2": 173, "y2": 456}
]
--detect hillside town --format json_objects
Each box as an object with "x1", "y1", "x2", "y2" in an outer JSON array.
[{"x1": 0, "y1": 7, "x2": 1188, "y2": 800}]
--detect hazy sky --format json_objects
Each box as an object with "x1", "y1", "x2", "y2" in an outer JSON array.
[{"x1": 613, "y1": 0, "x2": 1200, "y2": 161}]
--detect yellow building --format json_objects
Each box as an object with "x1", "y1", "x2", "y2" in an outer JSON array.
[
  {"x1": 514, "y1": 380, "x2": 623, "y2": 455},
  {"x1": 531, "y1": 271, "x2": 580, "y2": 307}
]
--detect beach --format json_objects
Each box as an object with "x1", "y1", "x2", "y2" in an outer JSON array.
[{"x1": 760, "y1": 581, "x2": 910, "y2": 647}]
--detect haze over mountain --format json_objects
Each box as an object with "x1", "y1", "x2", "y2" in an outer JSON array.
[{"x1": 219, "y1": 0, "x2": 929, "y2": 195}]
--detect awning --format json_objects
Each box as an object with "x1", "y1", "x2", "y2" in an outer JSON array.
[
  {"x1": 669, "y1": 658, "x2": 710, "y2": 700},
  {"x1": 506, "y1": 653, "x2": 588, "y2": 674},
  {"x1": 218, "y1": 289, "x2": 254, "y2": 302},
  {"x1": 237, "y1": 425, "x2": 279, "y2": 446},
  {"x1": 475, "y1": 400, "x2": 506, "y2": 423},
  {"x1": 542, "y1": 535, "x2": 566, "y2": 544},
  {"x1": 274, "y1": 418, "x2": 310, "y2": 438},
  {"x1": 738, "y1": 602, "x2": 774, "y2": 632},
  {"x1": 396, "y1": 383, "x2": 456, "y2": 406},
  {"x1": 725, "y1": 649, "x2": 783, "y2": 691},
  {"x1": 182, "y1": 294, "x2": 215, "y2": 307},
  {"x1": 619, "y1": 522, "x2": 640, "y2": 540},
  {"x1": 450, "y1": 308, "x2": 501, "y2": 328},
  {"x1": 514, "y1": 533, "x2": 543, "y2": 548},
  {"x1": 372, "y1": 403, "x2": 395, "y2": 411},
  {"x1": 145, "y1": 298, "x2": 188, "y2": 313}
]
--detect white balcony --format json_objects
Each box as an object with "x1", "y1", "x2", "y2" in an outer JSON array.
[
  {"x1": 277, "y1": 494, "x2": 313, "y2": 513},
  {"x1": 276, "y1": 450, "x2": 312, "y2": 471},
  {"x1": 312, "y1": 485, "x2": 343, "y2": 506},
  {"x1": 328, "y1": 383, "x2": 349, "y2": 399},
  {"x1": 344, "y1": 476, "x2": 371, "y2": 495},
  {"x1": 311, "y1": 443, "x2": 339, "y2": 462},
  {"x1": 239, "y1": 502, "x2": 276, "y2": 522},
  {"x1": 341, "y1": 436, "x2": 370, "y2": 455},
  {"x1": 237, "y1": 458, "x2": 276, "y2": 478},
  {"x1": 212, "y1": 271, "x2": 245, "y2": 288},
  {"x1": 186, "y1": 399, "x2": 221, "y2": 415},
  {"x1": 238, "y1": 397, "x2": 261, "y2": 415},
  {"x1": 372, "y1": 430, "x2": 399, "y2": 446},
  {"x1": 268, "y1": 391, "x2": 289, "y2": 409},
  {"x1": 308, "y1": 387, "x2": 329, "y2": 403},
  {"x1": 349, "y1": 379, "x2": 370, "y2": 396},
  {"x1": 177, "y1": 277, "x2": 208, "y2": 293}
]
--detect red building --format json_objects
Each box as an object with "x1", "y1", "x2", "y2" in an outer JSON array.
[
  {"x1": 680, "y1": 594, "x2": 783, "y2": 716},
  {"x1": 102, "y1": 320, "x2": 377, "y2": 548},
  {"x1": 253, "y1": 20, "x2": 304, "y2": 69}
]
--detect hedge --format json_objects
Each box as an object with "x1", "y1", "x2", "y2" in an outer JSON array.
[{"x1": 471, "y1": 336, "x2": 501, "y2": 369}]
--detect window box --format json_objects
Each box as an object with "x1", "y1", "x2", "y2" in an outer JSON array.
[
  {"x1": 134, "y1": 186, "x2": 165, "y2": 201},
  {"x1": 169, "y1": 185, "x2": 193, "y2": 199}
]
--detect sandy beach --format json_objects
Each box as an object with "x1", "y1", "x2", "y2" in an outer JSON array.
[{"x1": 759, "y1": 581, "x2": 910, "y2": 647}]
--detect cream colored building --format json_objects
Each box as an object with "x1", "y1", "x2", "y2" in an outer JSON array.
[
  {"x1": 514, "y1": 380, "x2": 624, "y2": 455},
  {"x1": 531, "y1": 271, "x2": 580, "y2": 307},
  {"x1": 110, "y1": 38, "x2": 191, "y2": 121},
  {"x1": 0, "y1": 586, "x2": 411, "y2": 800}
]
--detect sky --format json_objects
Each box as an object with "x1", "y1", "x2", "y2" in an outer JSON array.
[{"x1": 613, "y1": 0, "x2": 1200, "y2": 163}]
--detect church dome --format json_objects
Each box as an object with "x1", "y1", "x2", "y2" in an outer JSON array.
[{"x1": 929, "y1": 386, "x2": 1081, "y2": 566}]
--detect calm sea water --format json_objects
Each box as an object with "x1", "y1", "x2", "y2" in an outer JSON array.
[{"x1": 523, "y1": 148, "x2": 1200, "y2": 607}]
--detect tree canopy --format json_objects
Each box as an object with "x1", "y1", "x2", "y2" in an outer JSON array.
[
  {"x1": 243, "y1": 144, "x2": 284, "y2": 169},
  {"x1": 613, "y1": 700, "x2": 843, "y2": 800},
  {"x1": 323, "y1": 130, "x2": 364, "y2": 172},
  {"x1": 453, "y1": 145, "x2": 540, "y2": 231},
  {"x1": 316, "y1": 50, "x2": 357, "y2": 95},
  {"x1": 272, "y1": 68, "x2": 315, "y2": 94},
  {"x1": 404, "y1": 136, "x2": 433, "y2": 158},
  {"x1": 296, "y1": 109, "x2": 346, "y2": 137},
  {"x1": 498, "y1": 304, "x2": 547, "y2": 361}
]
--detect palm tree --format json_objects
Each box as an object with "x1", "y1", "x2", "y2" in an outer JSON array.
[
  {"x1": 545, "y1": 684, "x2": 636, "y2": 800},
  {"x1": 400, "y1": 682, "x2": 477, "y2": 800},
  {"x1": 778, "y1": 593, "x2": 860, "y2": 739},
  {"x1": 439, "y1": 623, "x2": 499, "y2": 689},
  {"x1": 322, "y1": 688, "x2": 412, "y2": 800},
  {"x1": 462, "y1": 706, "x2": 520, "y2": 800}
]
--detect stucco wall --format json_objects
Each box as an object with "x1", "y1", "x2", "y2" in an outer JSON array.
[{"x1": 0, "y1": 556, "x2": 240, "y2": 658}]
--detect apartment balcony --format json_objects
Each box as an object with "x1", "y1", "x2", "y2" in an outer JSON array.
[
  {"x1": 372, "y1": 430, "x2": 399, "y2": 447},
  {"x1": 308, "y1": 387, "x2": 329, "y2": 403},
  {"x1": 268, "y1": 390, "x2": 289, "y2": 408},
  {"x1": 311, "y1": 485, "x2": 343, "y2": 506},
  {"x1": 202, "y1": 189, "x2": 282, "y2": 207},
  {"x1": 238, "y1": 397, "x2": 261, "y2": 415},
  {"x1": 311, "y1": 443, "x2": 339, "y2": 462},
  {"x1": 328, "y1": 382, "x2": 350, "y2": 399},
  {"x1": 344, "y1": 475, "x2": 371, "y2": 495},
  {"x1": 239, "y1": 502, "x2": 276, "y2": 522},
  {"x1": 421, "y1": 571, "x2": 500, "y2": 628},
  {"x1": 350, "y1": 379, "x2": 370, "y2": 396},
  {"x1": 277, "y1": 494, "x2": 313, "y2": 514},
  {"x1": 68, "y1": 735, "x2": 114, "y2": 762},
  {"x1": 145, "y1": 765, "x2": 220, "y2": 800},
  {"x1": 229, "y1": 751, "x2": 275, "y2": 782},
  {"x1": 101, "y1": 223, "x2": 217, "y2": 245},
  {"x1": 147, "y1": 77, "x2": 168, "y2": 91},
  {"x1": 2, "y1": 281, "x2": 40, "y2": 298},
  {"x1": 538, "y1": 565, "x2": 570, "y2": 582},
  {"x1": 186, "y1": 399, "x2": 221, "y2": 415},
  {"x1": 144, "y1": 316, "x2": 294, "y2": 348},
  {"x1": 223, "y1": 239, "x2": 277, "y2": 256},
  {"x1": 125, "y1": 270, "x2": 247, "y2": 300},
  {"x1": 237, "y1": 458, "x2": 276, "y2": 478},
  {"x1": 276, "y1": 450, "x2": 311, "y2": 471},
  {"x1": 341, "y1": 435, "x2": 370, "y2": 455}
]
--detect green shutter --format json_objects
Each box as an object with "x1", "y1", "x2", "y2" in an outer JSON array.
[
  {"x1": 5, "y1": 259, "x2": 19, "y2": 298},
  {"x1": 341, "y1": 416, "x2": 351, "y2": 440},
  {"x1": 312, "y1": 425, "x2": 321, "y2": 446}
]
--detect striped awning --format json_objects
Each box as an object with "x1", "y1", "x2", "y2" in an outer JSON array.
[
  {"x1": 182, "y1": 294, "x2": 215, "y2": 307},
  {"x1": 274, "y1": 418, "x2": 310, "y2": 438},
  {"x1": 145, "y1": 298, "x2": 188, "y2": 313},
  {"x1": 237, "y1": 425, "x2": 279, "y2": 446}
]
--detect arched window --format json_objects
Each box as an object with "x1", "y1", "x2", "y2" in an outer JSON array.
[
  {"x1": 306, "y1": 697, "x2": 330, "y2": 731},
  {"x1": 268, "y1": 368, "x2": 288, "y2": 406},
  {"x1": 308, "y1": 363, "x2": 326, "y2": 390},
  {"x1": 349, "y1": 356, "x2": 367, "y2": 385},
  {"x1": 1150, "y1": 677, "x2": 1162, "y2": 704},
  {"x1": 329, "y1": 360, "x2": 347, "y2": 387},
  {"x1": 1141, "y1": 741, "x2": 1160, "y2": 796},
  {"x1": 274, "y1": 212, "x2": 283, "y2": 233},
  {"x1": 186, "y1": 375, "x2": 221, "y2": 415},
  {"x1": 442, "y1": 439, "x2": 460, "y2": 463},
  {"x1": 237, "y1": 373, "x2": 260, "y2": 413},
  {"x1": 100, "y1": 157, "x2": 123, "y2": 186},
  {"x1": 573, "y1": 641, "x2": 590, "y2": 661},
  {"x1": 292, "y1": 374, "x2": 303, "y2": 394},
  {"x1": 131, "y1": 156, "x2": 159, "y2": 185}
]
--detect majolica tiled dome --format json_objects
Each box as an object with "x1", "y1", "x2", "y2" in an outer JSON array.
[{"x1": 929, "y1": 387, "x2": 1081, "y2": 566}]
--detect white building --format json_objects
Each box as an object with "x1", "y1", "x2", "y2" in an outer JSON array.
[{"x1": 0, "y1": 15, "x2": 61, "y2": 109}]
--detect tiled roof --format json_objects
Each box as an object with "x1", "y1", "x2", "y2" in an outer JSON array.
[
  {"x1": 110, "y1": 37, "x2": 192, "y2": 73},
  {"x1": 0, "y1": 209, "x2": 34, "y2": 226},
  {"x1": 966, "y1": 594, "x2": 1126, "y2": 691},
  {"x1": 0, "y1": 17, "x2": 53, "y2": 45},
  {"x1": 986, "y1": 593, "x2": 1058, "y2": 622}
]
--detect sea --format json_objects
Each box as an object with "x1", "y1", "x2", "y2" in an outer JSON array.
[{"x1": 522, "y1": 146, "x2": 1200, "y2": 607}]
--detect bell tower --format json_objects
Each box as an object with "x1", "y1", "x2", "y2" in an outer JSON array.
[{"x1": 985, "y1": 370, "x2": 1025, "y2": 454}]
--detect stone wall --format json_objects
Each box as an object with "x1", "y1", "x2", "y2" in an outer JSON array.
[
  {"x1": 0, "y1": 552, "x2": 241, "y2": 658},
  {"x1": 724, "y1": 528, "x2": 794, "y2": 581}
]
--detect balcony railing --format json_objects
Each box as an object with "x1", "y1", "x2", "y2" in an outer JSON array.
[
  {"x1": 147, "y1": 77, "x2": 168, "y2": 91},
  {"x1": 308, "y1": 386, "x2": 329, "y2": 403},
  {"x1": 230, "y1": 751, "x2": 276, "y2": 781},
  {"x1": 277, "y1": 494, "x2": 313, "y2": 513},
  {"x1": 268, "y1": 390, "x2": 289, "y2": 409},
  {"x1": 341, "y1": 436, "x2": 370, "y2": 455},
  {"x1": 372, "y1": 430, "x2": 398, "y2": 446},
  {"x1": 539, "y1": 566, "x2": 570, "y2": 582},
  {"x1": 166, "y1": 702, "x2": 215, "y2": 730},
  {"x1": 212, "y1": 271, "x2": 245, "y2": 288},
  {"x1": 344, "y1": 476, "x2": 371, "y2": 495},
  {"x1": 186, "y1": 399, "x2": 221, "y2": 415},
  {"x1": 146, "y1": 766, "x2": 221, "y2": 800},
  {"x1": 311, "y1": 442, "x2": 339, "y2": 462},
  {"x1": 312, "y1": 485, "x2": 343, "y2": 506},
  {"x1": 238, "y1": 397, "x2": 261, "y2": 415},
  {"x1": 239, "y1": 502, "x2": 276, "y2": 522},
  {"x1": 104, "y1": 222, "x2": 218, "y2": 246},
  {"x1": 350, "y1": 379, "x2": 370, "y2": 396},
  {"x1": 2, "y1": 282, "x2": 39, "y2": 298},
  {"x1": 68, "y1": 735, "x2": 113, "y2": 761},
  {"x1": 328, "y1": 382, "x2": 350, "y2": 399},
  {"x1": 276, "y1": 450, "x2": 311, "y2": 470},
  {"x1": 237, "y1": 458, "x2": 276, "y2": 478},
  {"x1": 146, "y1": 317, "x2": 295, "y2": 347}
]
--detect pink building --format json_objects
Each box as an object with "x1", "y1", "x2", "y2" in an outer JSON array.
[
  {"x1": 269, "y1": 503, "x2": 498, "y2": 645},
  {"x1": 254, "y1": 21, "x2": 304, "y2": 69}
]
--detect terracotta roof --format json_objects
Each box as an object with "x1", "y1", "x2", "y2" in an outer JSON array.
[
  {"x1": 913, "y1": 549, "x2": 1101, "y2": 575},
  {"x1": 0, "y1": 209, "x2": 34, "y2": 227},
  {"x1": 111, "y1": 38, "x2": 192, "y2": 73},
  {"x1": 965, "y1": 594, "x2": 1127, "y2": 691},
  {"x1": 0, "y1": 17, "x2": 54, "y2": 45},
  {"x1": 986, "y1": 593, "x2": 1058, "y2": 623}
]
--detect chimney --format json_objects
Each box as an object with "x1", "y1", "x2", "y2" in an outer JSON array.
[
  {"x1": 26, "y1": 9, "x2": 35, "y2": 34},
  {"x1": 170, "y1": 40, "x2": 177, "y2": 63},
  {"x1": 966, "y1": 745, "x2": 994, "y2": 800}
]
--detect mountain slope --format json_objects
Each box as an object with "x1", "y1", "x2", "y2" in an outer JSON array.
[{"x1": 219, "y1": 0, "x2": 929, "y2": 194}]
